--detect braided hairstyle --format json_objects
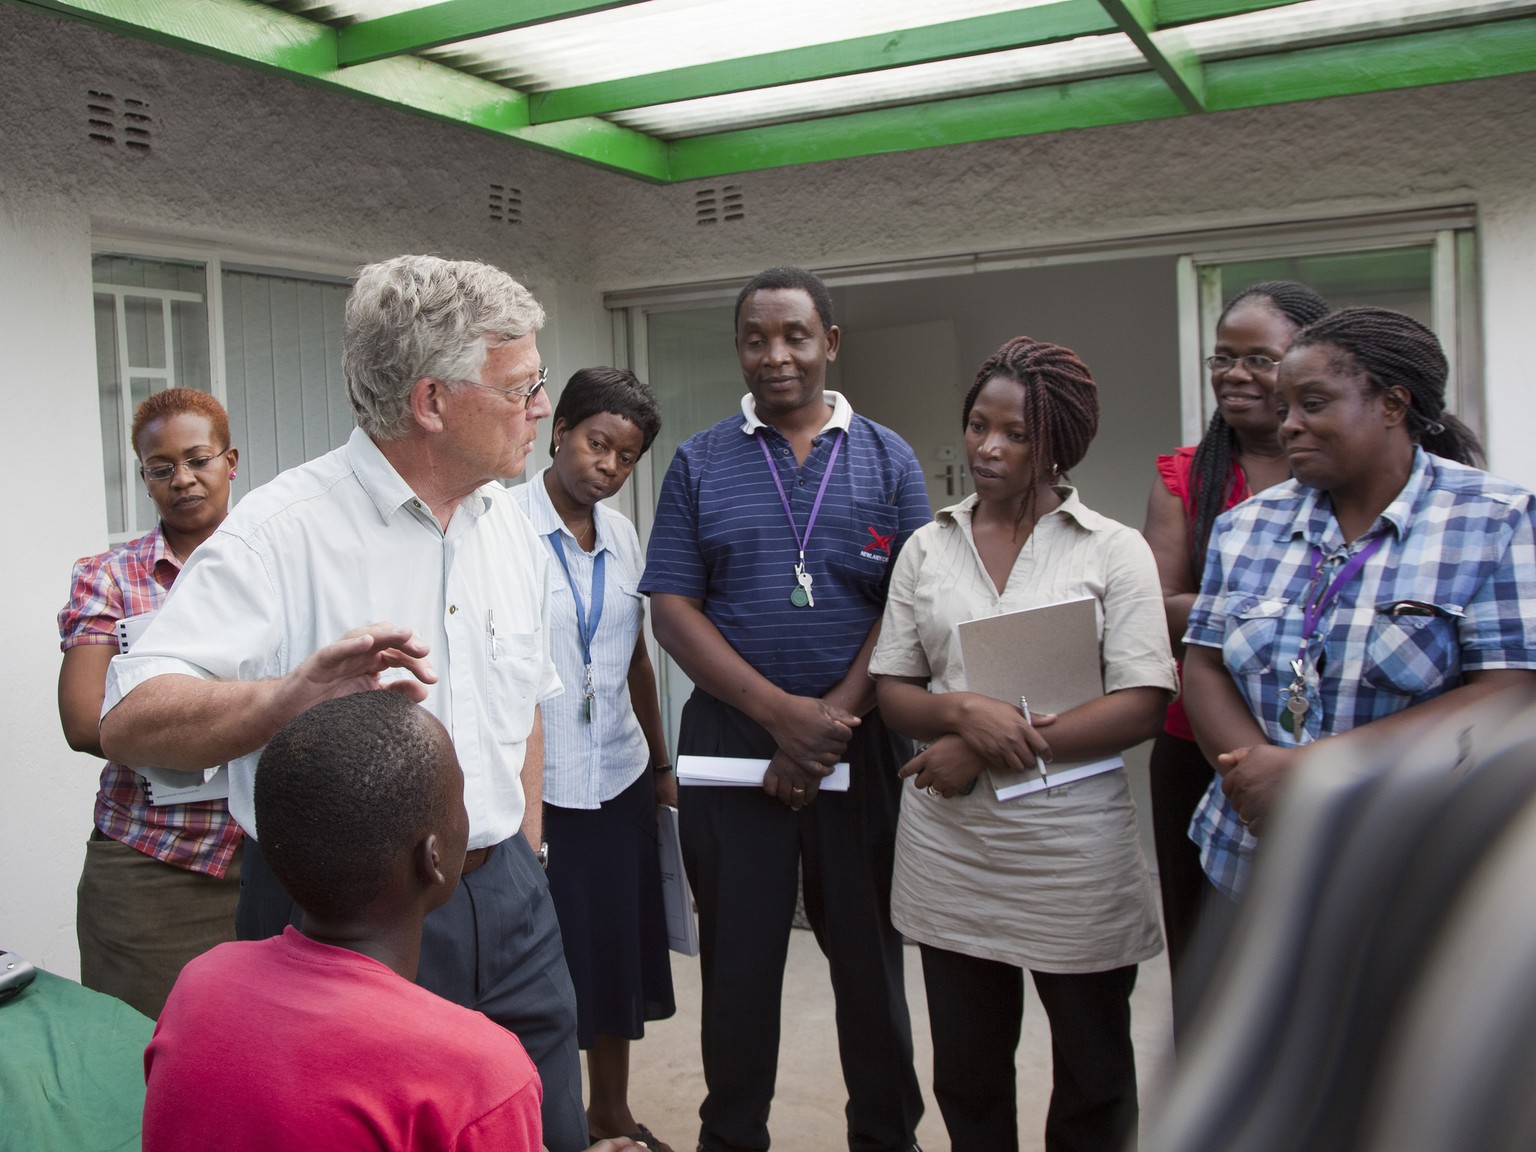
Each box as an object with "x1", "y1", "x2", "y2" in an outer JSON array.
[
  {"x1": 963, "y1": 336, "x2": 1099, "y2": 527},
  {"x1": 1186, "y1": 281, "x2": 1331, "y2": 571},
  {"x1": 1288, "y1": 306, "x2": 1484, "y2": 467}
]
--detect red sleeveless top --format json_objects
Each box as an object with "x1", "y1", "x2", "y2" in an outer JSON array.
[{"x1": 1156, "y1": 445, "x2": 1249, "y2": 740}]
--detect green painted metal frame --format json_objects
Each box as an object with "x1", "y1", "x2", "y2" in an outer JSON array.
[
  {"x1": 9, "y1": 0, "x2": 1536, "y2": 184},
  {"x1": 1100, "y1": 0, "x2": 1207, "y2": 110},
  {"x1": 336, "y1": 0, "x2": 651, "y2": 67},
  {"x1": 528, "y1": 1, "x2": 1116, "y2": 123}
]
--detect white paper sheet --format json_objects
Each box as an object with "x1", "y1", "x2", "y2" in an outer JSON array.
[
  {"x1": 657, "y1": 805, "x2": 699, "y2": 957},
  {"x1": 676, "y1": 756, "x2": 851, "y2": 791}
]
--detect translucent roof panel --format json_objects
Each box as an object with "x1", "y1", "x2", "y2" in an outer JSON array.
[
  {"x1": 27, "y1": 0, "x2": 1536, "y2": 181},
  {"x1": 426, "y1": 0, "x2": 1075, "y2": 90},
  {"x1": 609, "y1": 33, "x2": 1144, "y2": 139},
  {"x1": 1174, "y1": 0, "x2": 1536, "y2": 61}
]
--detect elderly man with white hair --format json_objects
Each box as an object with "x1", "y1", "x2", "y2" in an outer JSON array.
[{"x1": 101, "y1": 254, "x2": 587, "y2": 1152}]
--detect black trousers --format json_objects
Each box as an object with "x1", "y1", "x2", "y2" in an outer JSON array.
[
  {"x1": 238, "y1": 834, "x2": 587, "y2": 1152},
  {"x1": 1148, "y1": 731, "x2": 1217, "y2": 1018},
  {"x1": 679, "y1": 690, "x2": 923, "y2": 1152},
  {"x1": 919, "y1": 944, "x2": 1139, "y2": 1152}
]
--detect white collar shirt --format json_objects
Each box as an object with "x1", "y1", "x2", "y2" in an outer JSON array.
[
  {"x1": 511, "y1": 469, "x2": 650, "y2": 808},
  {"x1": 738, "y1": 389, "x2": 854, "y2": 435},
  {"x1": 104, "y1": 427, "x2": 562, "y2": 848}
]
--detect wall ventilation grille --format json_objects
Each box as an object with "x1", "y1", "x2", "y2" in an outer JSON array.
[
  {"x1": 489, "y1": 184, "x2": 523, "y2": 224},
  {"x1": 87, "y1": 90, "x2": 152, "y2": 152},
  {"x1": 694, "y1": 184, "x2": 745, "y2": 226}
]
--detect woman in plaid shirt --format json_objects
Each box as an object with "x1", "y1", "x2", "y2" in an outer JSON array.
[
  {"x1": 57, "y1": 388, "x2": 244, "y2": 1017},
  {"x1": 1184, "y1": 309, "x2": 1536, "y2": 901}
]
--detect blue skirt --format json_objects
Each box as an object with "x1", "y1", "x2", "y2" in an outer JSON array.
[{"x1": 544, "y1": 769, "x2": 677, "y2": 1047}]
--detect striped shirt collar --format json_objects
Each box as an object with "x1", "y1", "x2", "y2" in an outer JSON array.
[{"x1": 739, "y1": 389, "x2": 854, "y2": 436}]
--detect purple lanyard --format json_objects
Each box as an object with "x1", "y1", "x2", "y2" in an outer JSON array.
[
  {"x1": 1301, "y1": 535, "x2": 1388, "y2": 642},
  {"x1": 759, "y1": 430, "x2": 844, "y2": 567},
  {"x1": 1279, "y1": 533, "x2": 1388, "y2": 740}
]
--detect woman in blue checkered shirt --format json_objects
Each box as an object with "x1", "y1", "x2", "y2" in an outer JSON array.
[{"x1": 1183, "y1": 307, "x2": 1536, "y2": 901}]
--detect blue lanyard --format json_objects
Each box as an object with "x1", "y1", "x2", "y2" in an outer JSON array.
[{"x1": 547, "y1": 530, "x2": 605, "y2": 721}]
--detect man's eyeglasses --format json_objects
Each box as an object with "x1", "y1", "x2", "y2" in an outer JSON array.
[
  {"x1": 1205, "y1": 354, "x2": 1282, "y2": 375},
  {"x1": 141, "y1": 450, "x2": 231, "y2": 483},
  {"x1": 455, "y1": 365, "x2": 548, "y2": 407}
]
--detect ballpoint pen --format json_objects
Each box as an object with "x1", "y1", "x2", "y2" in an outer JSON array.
[{"x1": 1020, "y1": 695, "x2": 1049, "y2": 786}]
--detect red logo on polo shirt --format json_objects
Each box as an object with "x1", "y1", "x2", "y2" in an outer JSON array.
[{"x1": 859, "y1": 526, "x2": 895, "y2": 563}]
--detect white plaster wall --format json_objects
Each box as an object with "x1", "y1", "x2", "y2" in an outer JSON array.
[
  {"x1": 0, "y1": 199, "x2": 108, "y2": 974},
  {"x1": 583, "y1": 73, "x2": 1536, "y2": 488},
  {"x1": 0, "y1": 2, "x2": 609, "y2": 976}
]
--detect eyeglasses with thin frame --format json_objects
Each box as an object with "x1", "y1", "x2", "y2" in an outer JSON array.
[
  {"x1": 141, "y1": 449, "x2": 232, "y2": 484},
  {"x1": 1205, "y1": 354, "x2": 1282, "y2": 375},
  {"x1": 452, "y1": 364, "x2": 548, "y2": 407}
]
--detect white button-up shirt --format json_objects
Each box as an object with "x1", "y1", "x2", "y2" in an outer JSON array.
[
  {"x1": 104, "y1": 427, "x2": 562, "y2": 849},
  {"x1": 512, "y1": 468, "x2": 650, "y2": 809}
]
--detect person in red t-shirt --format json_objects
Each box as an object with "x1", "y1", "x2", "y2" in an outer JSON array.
[{"x1": 144, "y1": 692, "x2": 644, "y2": 1152}]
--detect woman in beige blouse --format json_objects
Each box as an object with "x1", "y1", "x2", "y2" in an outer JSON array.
[{"x1": 870, "y1": 336, "x2": 1176, "y2": 1152}]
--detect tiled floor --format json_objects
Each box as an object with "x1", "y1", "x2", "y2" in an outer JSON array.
[{"x1": 613, "y1": 931, "x2": 1175, "y2": 1152}]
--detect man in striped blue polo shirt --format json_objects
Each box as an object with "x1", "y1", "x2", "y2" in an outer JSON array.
[{"x1": 642, "y1": 267, "x2": 931, "y2": 1152}]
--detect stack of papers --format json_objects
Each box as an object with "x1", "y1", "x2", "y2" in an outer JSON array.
[{"x1": 677, "y1": 756, "x2": 850, "y2": 791}]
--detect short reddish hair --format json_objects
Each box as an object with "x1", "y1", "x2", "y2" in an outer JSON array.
[{"x1": 131, "y1": 388, "x2": 231, "y2": 458}]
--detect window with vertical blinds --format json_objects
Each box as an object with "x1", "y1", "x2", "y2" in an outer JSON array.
[
  {"x1": 91, "y1": 252, "x2": 353, "y2": 542},
  {"x1": 221, "y1": 268, "x2": 353, "y2": 499}
]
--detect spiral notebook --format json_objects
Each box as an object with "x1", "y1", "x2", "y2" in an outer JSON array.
[{"x1": 955, "y1": 597, "x2": 1123, "y2": 800}]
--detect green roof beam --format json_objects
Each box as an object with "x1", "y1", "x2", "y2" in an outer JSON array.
[
  {"x1": 1098, "y1": 0, "x2": 1206, "y2": 110},
  {"x1": 666, "y1": 71, "x2": 1187, "y2": 182},
  {"x1": 337, "y1": 0, "x2": 651, "y2": 67},
  {"x1": 1154, "y1": 0, "x2": 1301, "y2": 26},
  {"x1": 1205, "y1": 15, "x2": 1536, "y2": 108},
  {"x1": 528, "y1": 1, "x2": 1115, "y2": 123}
]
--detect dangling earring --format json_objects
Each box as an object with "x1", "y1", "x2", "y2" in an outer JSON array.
[{"x1": 553, "y1": 442, "x2": 560, "y2": 454}]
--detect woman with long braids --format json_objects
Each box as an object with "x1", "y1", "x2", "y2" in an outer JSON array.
[
  {"x1": 1142, "y1": 281, "x2": 1328, "y2": 992},
  {"x1": 1185, "y1": 307, "x2": 1536, "y2": 903},
  {"x1": 871, "y1": 337, "x2": 1176, "y2": 1152}
]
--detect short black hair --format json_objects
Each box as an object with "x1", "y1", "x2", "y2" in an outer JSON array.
[
  {"x1": 733, "y1": 266, "x2": 834, "y2": 334},
  {"x1": 549, "y1": 366, "x2": 662, "y2": 455},
  {"x1": 255, "y1": 693, "x2": 454, "y2": 922}
]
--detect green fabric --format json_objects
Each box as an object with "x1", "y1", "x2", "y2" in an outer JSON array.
[{"x1": 0, "y1": 968, "x2": 153, "y2": 1152}]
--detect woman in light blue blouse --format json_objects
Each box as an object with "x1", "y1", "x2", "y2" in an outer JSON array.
[{"x1": 511, "y1": 367, "x2": 676, "y2": 1152}]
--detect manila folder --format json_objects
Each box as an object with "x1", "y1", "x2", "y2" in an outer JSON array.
[{"x1": 956, "y1": 597, "x2": 1117, "y2": 799}]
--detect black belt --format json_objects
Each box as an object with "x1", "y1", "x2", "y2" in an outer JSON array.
[{"x1": 461, "y1": 843, "x2": 495, "y2": 875}]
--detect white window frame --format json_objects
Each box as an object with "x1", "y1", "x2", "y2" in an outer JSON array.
[
  {"x1": 92, "y1": 231, "x2": 358, "y2": 543},
  {"x1": 1176, "y1": 221, "x2": 1481, "y2": 445}
]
